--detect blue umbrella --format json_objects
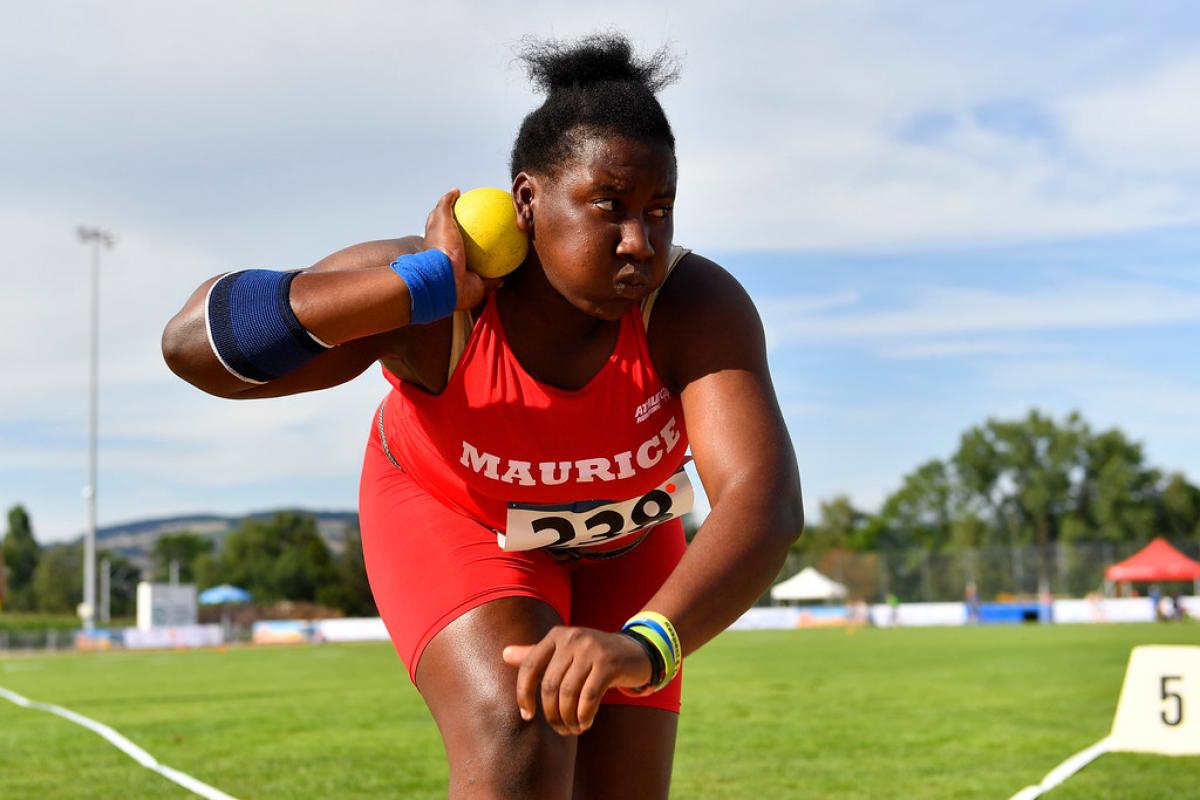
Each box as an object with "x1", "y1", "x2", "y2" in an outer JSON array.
[{"x1": 198, "y1": 584, "x2": 252, "y2": 605}]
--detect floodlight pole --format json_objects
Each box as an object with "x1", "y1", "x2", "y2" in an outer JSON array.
[{"x1": 77, "y1": 226, "x2": 115, "y2": 631}]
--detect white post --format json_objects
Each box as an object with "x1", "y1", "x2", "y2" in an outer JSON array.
[{"x1": 76, "y1": 226, "x2": 114, "y2": 631}]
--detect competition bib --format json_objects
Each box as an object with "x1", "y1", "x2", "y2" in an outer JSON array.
[{"x1": 499, "y1": 467, "x2": 694, "y2": 552}]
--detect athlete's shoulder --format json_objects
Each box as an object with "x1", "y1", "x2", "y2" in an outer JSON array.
[
  {"x1": 653, "y1": 250, "x2": 760, "y2": 333},
  {"x1": 648, "y1": 250, "x2": 766, "y2": 390}
]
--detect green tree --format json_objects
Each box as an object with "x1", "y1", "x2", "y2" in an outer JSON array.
[
  {"x1": 315, "y1": 528, "x2": 377, "y2": 616},
  {"x1": 200, "y1": 512, "x2": 337, "y2": 603},
  {"x1": 949, "y1": 411, "x2": 1088, "y2": 588},
  {"x1": 965, "y1": 412, "x2": 1084, "y2": 545},
  {"x1": 152, "y1": 532, "x2": 214, "y2": 582},
  {"x1": 1073, "y1": 428, "x2": 1159, "y2": 543},
  {"x1": 949, "y1": 411, "x2": 1165, "y2": 550},
  {"x1": 796, "y1": 495, "x2": 870, "y2": 552},
  {"x1": 875, "y1": 461, "x2": 957, "y2": 550},
  {"x1": 2, "y1": 505, "x2": 41, "y2": 611},
  {"x1": 32, "y1": 542, "x2": 82, "y2": 614},
  {"x1": 870, "y1": 410, "x2": 1172, "y2": 594},
  {"x1": 1159, "y1": 473, "x2": 1200, "y2": 540}
]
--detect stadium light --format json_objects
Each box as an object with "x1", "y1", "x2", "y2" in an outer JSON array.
[{"x1": 76, "y1": 225, "x2": 115, "y2": 631}]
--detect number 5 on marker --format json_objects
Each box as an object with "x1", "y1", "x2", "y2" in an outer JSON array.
[
  {"x1": 1108, "y1": 646, "x2": 1200, "y2": 755},
  {"x1": 1160, "y1": 675, "x2": 1183, "y2": 727}
]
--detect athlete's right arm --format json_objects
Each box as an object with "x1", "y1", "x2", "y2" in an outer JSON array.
[{"x1": 161, "y1": 189, "x2": 499, "y2": 399}]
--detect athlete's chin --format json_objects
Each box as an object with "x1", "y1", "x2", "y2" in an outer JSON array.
[{"x1": 580, "y1": 298, "x2": 636, "y2": 321}]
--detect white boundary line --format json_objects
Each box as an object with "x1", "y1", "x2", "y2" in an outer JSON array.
[
  {"x1": 0, "y1": 685, "x2": 241, "y2": 800},
  {"x1": 1009, "y1": 736, "x2": 1111, "y2": 800}
]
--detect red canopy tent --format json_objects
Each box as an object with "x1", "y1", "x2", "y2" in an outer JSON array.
[{"x1": 1104, "y1": 537, "x2": 1200, "y2": 583}]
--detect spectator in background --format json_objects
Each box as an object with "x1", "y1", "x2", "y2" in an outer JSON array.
[
  {"x1": 1158, "y1": 592, "x2": 1176, "y2": 622},
  {"x1": 849, "y1": 598, "x2": 869, "y2": 627},
  {"x1": 964, "y1": 582, "x2": 980, "y2": 625},
  {"x1": 1169, "y1": 592, "x2": 1187, "y2": 620},
  {"x1": 1149, "y1": 584, "x2": 1163, "y2": 621}
]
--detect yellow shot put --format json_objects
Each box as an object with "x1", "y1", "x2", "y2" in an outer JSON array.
[{"x1": 453, "y1": 187, "x2": 529, "y2": 278}]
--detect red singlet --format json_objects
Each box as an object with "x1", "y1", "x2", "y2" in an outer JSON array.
[
  {"x1": 360, "y1": 252, "x2": 691, "y2": 712},
  {"x1": 383, "y1": 292, "x2": 689, "y2": 535}
]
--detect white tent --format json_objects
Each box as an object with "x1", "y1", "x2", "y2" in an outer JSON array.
[{"x1": 770, "y1": 567, "x2": 848, "y2": 603}]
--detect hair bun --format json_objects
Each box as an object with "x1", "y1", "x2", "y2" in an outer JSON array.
[{"x1": 519, "y1": 32, "x2": 679, "y2": 95}]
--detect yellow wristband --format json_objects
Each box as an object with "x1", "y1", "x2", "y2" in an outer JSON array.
[
  {"x1": 623, "y1": 610, "x2": 682, "y2": 687},
  {"x1": 633, "y1": 611, "x2": 681, "y2": 665}
]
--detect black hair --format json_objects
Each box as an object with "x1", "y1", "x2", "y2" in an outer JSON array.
[{"x1": 510, "y1": 32, "x2": 680, "y2": 179}]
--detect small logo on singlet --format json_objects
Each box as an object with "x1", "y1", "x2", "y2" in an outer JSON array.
[{"x1": 635, "y1": 388, "x2": 670, "y2": 423}]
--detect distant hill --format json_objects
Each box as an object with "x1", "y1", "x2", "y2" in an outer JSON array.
[{"x1": 94, "y1": 510, "x2": 359, "y2": 574}]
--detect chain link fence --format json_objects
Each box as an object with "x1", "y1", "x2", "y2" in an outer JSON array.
[
  {"x1": 0, "y1": 629, "x2": 73, "y2": 652},
  {"x1": 774, "y1": 540, "x2": 1200, "y2": 604}
]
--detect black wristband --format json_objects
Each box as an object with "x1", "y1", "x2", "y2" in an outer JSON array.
[{"x1": 620, "y1": 629, "x2": 665, "y2": 691}]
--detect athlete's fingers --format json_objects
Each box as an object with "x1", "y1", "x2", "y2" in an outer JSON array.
[
  {"x1": 501, "y1": 644, "x2": 532, "y2": 666},
  {"x1": 575, "y1": 666, "x2": 611, "y2": 733},
  {"x1": 424, "y1": 188, "x2": 467, "y2": 277},
  {"x1": 425, "y1": 189, "x2": 459, "y2": 235},
  {"x1": 557, "y1": 657, "x2": 595, "y2": 735},
  {"x1": 431, "y1": 187, "x2": 460, "y2": 221},
  {"x1": 539, "y1": 649, "x2": 575, "y2": 736},
  {"x1": 510, "y1": 640, "x2": 555, "y2": 722}
]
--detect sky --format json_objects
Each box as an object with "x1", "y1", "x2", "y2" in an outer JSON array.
[{"x1": 2, "y1": 1, "x2": 1198, "y2": 543}]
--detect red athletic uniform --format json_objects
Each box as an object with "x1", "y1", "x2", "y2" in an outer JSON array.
[{"x1": 359, "y1": 249, "x2": 691, "y2": 712}]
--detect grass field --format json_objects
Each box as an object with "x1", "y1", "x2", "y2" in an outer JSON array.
[{"x1": 1, "y1": 623, "x2": 1197, "y2": 799}]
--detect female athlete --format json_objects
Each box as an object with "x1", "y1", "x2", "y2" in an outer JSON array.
[{"x1": 163, "y1": 33, "x2": 803, "y2": 800}]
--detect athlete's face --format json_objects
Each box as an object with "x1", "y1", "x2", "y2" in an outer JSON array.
[{"x1": 514, "y1": 132, "x2": 676, "y2": 320}]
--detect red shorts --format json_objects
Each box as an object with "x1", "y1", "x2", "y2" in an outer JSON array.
[{"x1": 358, "y1": 416, "x2": 686, "y2": 713}]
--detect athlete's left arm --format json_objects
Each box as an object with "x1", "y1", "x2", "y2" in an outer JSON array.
[{"x1": 647, "y1": 252, "x2": 805, "y2": 649}]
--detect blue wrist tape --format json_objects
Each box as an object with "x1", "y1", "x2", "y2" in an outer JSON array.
[
  {"x1": 390, "y1": 249, "x2": 456, "y2": 325},
  {"x1": 206, "y1": 269, "x2": 331, "y2": 384}
]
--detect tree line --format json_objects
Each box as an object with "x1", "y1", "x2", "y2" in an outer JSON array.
[
  {"x1": 0, "y1": 508, "x2": 375, "y2": 619},
  {"x1": 796, "y1": 410, "x2": 1200, "y2": 591}
]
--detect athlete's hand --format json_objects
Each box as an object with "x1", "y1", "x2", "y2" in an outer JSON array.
[
  {"x1": 423, "y1": 188, "x2": 503, "y2": 310},
  {"x1": 502, "y1": 626, "x2": 653, "y2": 736}
]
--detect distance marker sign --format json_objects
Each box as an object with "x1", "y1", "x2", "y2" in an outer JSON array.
[
  {"x1": 1108, "y1": 645, "x2": 1200, "y2": 756},
  {"x1": 1010, "y1": 644, "x2": 1199, "y2": 800}
]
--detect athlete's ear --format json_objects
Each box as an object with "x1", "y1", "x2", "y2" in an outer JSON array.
[{"x1": 512, "y1": 172, "x2": 535, "y2": 236}]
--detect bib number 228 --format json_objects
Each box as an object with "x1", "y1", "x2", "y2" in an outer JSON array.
[{"x1": 500, "y1": 469, "x2": 694, "y2": 552}]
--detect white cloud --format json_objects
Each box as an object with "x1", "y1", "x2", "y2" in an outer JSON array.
[
  {"x1": 766, "y1": 279, "x2": 1200, "y2": 346},
  {"x1": 1057, "y1": 54, "x2": 1200, "y2": 175},
  {"x1": 759, "y1": 290, "x2": 863, "y2": 315},
  {"x1": 0, "y1": 210, "x2": 222, "y2": 414},
  {"x1": 877, "y1": 339, "x2": 1073, "y2": 360},
  {"x1": 96, "y1": 378, "x2": 384, "y2": 486}
]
